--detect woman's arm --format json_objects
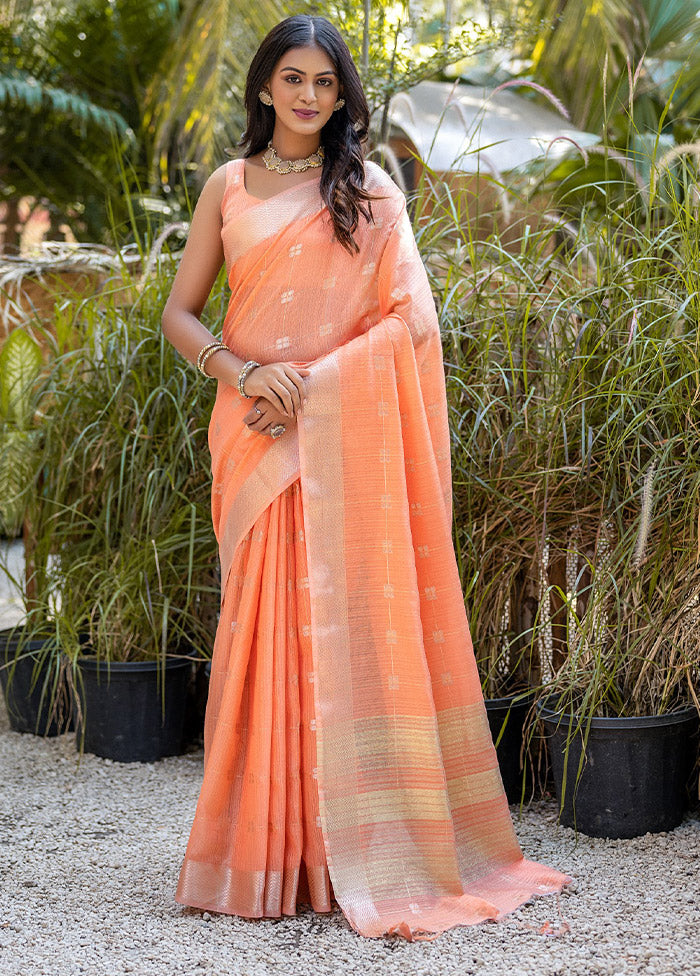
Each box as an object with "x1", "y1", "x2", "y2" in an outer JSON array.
[
  {"x1": 161, "y1": 165, "x2": 242, "y2": 382},
  {"x1": 161, "y1": 164, "x2": 309, "y2": 418}
]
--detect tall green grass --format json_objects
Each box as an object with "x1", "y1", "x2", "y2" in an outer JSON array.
[
  {"x1": 37, "y1": 245, "x2": 228, "y2": 664},
  {"x1": 413, "y1": 143, "x2": 700, "y2": 716}
]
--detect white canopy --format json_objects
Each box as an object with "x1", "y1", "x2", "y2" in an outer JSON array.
[{"x1": 374, "y1": 80, "x2": 599, "y2": 174}]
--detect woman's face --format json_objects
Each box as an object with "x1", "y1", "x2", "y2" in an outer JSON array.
[{"x1": 267, "y1": 44, "x2": 340, "y2": 140}]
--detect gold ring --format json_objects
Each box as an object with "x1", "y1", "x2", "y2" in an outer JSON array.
[{"x1": 270, "y1": 424, "x2": 286, "y2": 438}]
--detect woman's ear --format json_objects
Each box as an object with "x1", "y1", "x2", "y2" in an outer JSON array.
[{"x1": 258, "y1": 78, "x2": 274, "y2": 105}]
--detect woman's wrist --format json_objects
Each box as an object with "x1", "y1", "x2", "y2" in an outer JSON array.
[
  {"x1": 237, "y1": 360, "x2": 261, "y2": 397},
  {"x1": 199, "y1": 347, "x2": 245, "y2": 386}
]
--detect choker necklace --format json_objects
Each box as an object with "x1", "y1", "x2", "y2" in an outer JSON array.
[{"x1": 262, "y1": 140, "x2": 324, "y2": 175}]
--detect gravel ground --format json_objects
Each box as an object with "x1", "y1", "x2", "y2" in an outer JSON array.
[{"x1": 2, "y1": 540, "x2": 700, "y2": 976}]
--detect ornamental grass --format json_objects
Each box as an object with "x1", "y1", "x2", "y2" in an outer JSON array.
[{"x1": 416, "y1": 145, "x2": 700, "y2": 716}]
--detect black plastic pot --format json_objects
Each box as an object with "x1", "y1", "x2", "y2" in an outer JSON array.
[
  {"x1": 538, "y1": 699, "x2": 700, "y2": 838},
  {"x1": 181, "y1": 658, "x2": 210, "y2": 750},
  {"x1": 485, "y1": 691, "x2": 535, "y2": 803},
  {"x1": 72, "y1": 656, "x2": 193, "y2": 763},
  {"x1": 0, "y1": 628, "x2": 73, "y2": 736}
]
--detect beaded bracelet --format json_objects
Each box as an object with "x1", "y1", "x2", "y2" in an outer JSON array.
[
  {"x1": 237, "y1": 359, "x2": 261, "y2": 398},
  {"x1": 197, "y1": 341, "x2": 229, "y2": 376}
]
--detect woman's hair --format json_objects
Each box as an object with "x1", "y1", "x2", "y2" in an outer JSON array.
[{"x1": 240, "y1": 15, "x2": 376, "y2": 254}]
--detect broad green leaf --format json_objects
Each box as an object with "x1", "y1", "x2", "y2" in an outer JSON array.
[
  {"x1": 0, "y1": 426, "x2": 38, "y2": 536},
  {"x1": 0, "y1": 330, "x2": 43, "y2": 428}
]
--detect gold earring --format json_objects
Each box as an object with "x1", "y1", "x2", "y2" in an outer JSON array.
[
  {"x1": 258, "y1": 89, "x2": 273, "y2": 106},
  {"x1": 333, "y1": 98, "x2": 345, "y2": 111}
]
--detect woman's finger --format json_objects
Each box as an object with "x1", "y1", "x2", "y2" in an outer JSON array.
[
  {"x1": 247, "y1": 407, "x2": 273, "y2": 429},
  {"x1": 268, "y1": 370, "x2": 299, "y2": 412},
  {"x1": 280, "y1": 376, "x2": 302, "y2": 414},
  {"x1": 246, "y1": 407, "x2": 295, "y2": 436},
  {"x1": 243, "y1": 400, "x2": 264, "y2": 426},
  {"x1": 269, "y1": 364, "x2": 306, "y2": 408},
  {"x1": 268, "y1": 378, "x2": 296, "y2": 417},
  {"x1": 282, "y1": 365, "x2": 307, "y2": 404}
]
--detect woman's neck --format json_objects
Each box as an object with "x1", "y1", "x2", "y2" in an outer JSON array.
[{"x1": 269, "y1": 125, "x2": 322, "y2": 161}]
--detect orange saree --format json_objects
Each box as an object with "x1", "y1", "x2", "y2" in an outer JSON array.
[{"x1": 174, "y1": 157, "x2": 573, "y2": 940}]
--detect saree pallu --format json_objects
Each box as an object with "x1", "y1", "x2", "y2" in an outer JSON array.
[{"x1": 175, "y1": 158, "x2": 573, "y2": 940}]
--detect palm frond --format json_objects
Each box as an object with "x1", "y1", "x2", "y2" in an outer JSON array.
[
  {"x1": 514, "y1": 0, "x2": 700, "y2": 132},
  {"x1": 0, "y1": 71, "x2": 131, "y2": 136},
  {"x1": 642, "y1": 0, "x2": 700, "y2": 51},
  {"x1": 144, "y1": 0, "x2": 287, "y2": 182}
]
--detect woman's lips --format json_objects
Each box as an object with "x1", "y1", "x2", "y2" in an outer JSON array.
[{"x1": 294, "y1": 109, "x2": 318, "y2": 119}]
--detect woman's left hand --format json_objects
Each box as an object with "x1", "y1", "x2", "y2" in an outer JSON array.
[{"x1": 243, "y1": 397, "x2": 296, "y2": 437}]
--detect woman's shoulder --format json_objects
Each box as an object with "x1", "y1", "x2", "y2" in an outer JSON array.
[
  {"x1": 201, "y1": 161, "x2": 230, "y2": 189},
  {"x1": 202, "y1": 159, "x2": 244, "y2": 219},
  {"x1": 363, "y1": 158, "x2": 404, "y2": 196},
  {"x1": 192, "y1": 161, "x2": 231, "y2": 210},
  {"x1": 362, "y1": 159, "x2": 407, "y2": 222}
]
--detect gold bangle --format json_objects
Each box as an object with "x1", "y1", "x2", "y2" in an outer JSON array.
[
  {"x1": 197, "y1": 342, "x2": 229, "y2": 377},
  {"x1": 196, "y1": 340, "x2": 222, "y2": 372}
]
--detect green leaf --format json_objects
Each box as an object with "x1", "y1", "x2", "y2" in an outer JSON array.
[
  {"x1": 0, "y1": 72, "x2": 131, "y2": 137},
  {"x1": 0, "y1": 330, "x2": 43, "y2": 428},
  {"x1": 642, "y1": 0, "x2": 700, "y2": 51},
  {"x1": 0, "y1": 426, "x2": 39, "y2": 535}
]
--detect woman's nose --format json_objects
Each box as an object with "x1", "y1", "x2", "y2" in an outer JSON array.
[{"x1": 299, "y1": 84, "x2": 317, "y2": 103}]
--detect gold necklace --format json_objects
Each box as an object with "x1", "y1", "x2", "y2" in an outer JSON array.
[{"x1": 262, "y1": 140, "x2": 324, "y2": 175}]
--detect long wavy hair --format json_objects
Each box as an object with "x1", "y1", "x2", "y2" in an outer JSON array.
[{"x1": 239, "y1": 15, "x2": 378, "y2": 254}]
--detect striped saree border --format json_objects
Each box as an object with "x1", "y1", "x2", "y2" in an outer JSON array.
[{"x1": 297, "y1": 319, "x2": 573, "y2": 940}]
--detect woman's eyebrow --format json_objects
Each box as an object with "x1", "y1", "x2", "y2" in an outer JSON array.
[{"x1": 280, "y1": 66, "x2": 337, "y2": 76}]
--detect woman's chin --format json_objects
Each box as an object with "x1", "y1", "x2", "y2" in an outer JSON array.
[{"x1": 277, "y1": 115, "x2": 328, "y2": 138}]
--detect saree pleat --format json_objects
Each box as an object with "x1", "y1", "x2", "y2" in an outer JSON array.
[
  {"x1": 175, "y1": 157, "x2": 573, "y2": 939},
  {"x1": 176, "y1": 481, "x2": 333, "y2": 916}
]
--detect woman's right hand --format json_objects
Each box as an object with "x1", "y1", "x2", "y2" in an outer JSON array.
[
  {"x1": 241, "y1": 362, "x2": 311, "y2": 417},
  {"x1": 243, "y1": 398, "x2": 295, "y2": 437}
]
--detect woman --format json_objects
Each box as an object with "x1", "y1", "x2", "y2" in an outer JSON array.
[{"x1": 161, "y1": 14, "x2": 573, "y2": 941}]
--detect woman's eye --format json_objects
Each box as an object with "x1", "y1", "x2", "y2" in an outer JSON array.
[{"x1": 283, "y1": 75, "x2": 333, "y2": 86}]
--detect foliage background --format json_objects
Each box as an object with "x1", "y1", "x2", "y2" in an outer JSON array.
[
  {"x1": 4, "y1": 1, "x2": 700, "y2": 247},
  {"x1": 2, "y1": 0, "x2": 700, "y2": 712}
]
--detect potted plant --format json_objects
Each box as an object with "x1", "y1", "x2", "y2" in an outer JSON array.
[
  {"x1": 0, "y1": 326, "x2": 73, "y2": 736},
  {"x1": 525, "y1": 187, "x2": 700, "y2": 838},
  {"x1": 416, "y1": 155, "x2": 700, "y2": 828},
  {"x1": 535, "y1": 495, "x2": 700, "y2": 839},
  {"x1": 417, "y1": 176, "x2": 558, "y2": 805},
  {"x1": 43, "y1": 258, "x2": 221, "y2": 762},
  {"x1": 536, "y1": 526, "x2": 700, "y2": 838}
]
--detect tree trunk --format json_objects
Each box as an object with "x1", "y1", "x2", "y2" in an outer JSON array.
[
  {"x1": 2, "y1": 199, "x2": 21, "y2": 253},
  {"x1": 362, "y1": 0, "x2": 371, "y2": 78}
]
